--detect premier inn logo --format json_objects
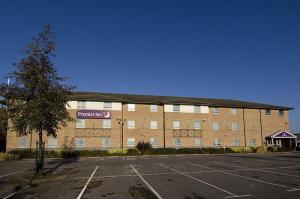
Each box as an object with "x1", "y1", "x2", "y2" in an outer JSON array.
[{"x1": 77, "y1": 110, "x2": 111, "y2": 119}]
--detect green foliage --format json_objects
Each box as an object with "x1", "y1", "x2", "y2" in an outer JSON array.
[
  {"x1": 136, "y1": 141, "x2": 152, "y2": 153},
  {"x1": 0, "y1": 24, "x2": 74, "y2": 138},
  {"x1": 0, "y1": 153, "x2": 18, "y2": 161},
  {"x1": 0, "y1": 108, "x2": 7, "y2": 152}
]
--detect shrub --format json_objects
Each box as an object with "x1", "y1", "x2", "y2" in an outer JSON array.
[
  {"x1": 0, "y1": 153, "x2": 18, "y2": 161},
  {"x1": 61, "y1": 150, "x2": 79, "y2": 158},
  {"x1": 8, "y1": 149, "x2": 36, "y2": 159},
  {"x1": 136, "y1": 141, "x2": 152, "y2": 153}
]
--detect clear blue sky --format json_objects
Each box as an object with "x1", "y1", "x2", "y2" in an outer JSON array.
[{"x1": 0, "y1": 0, "x2": 299, "y2": 132}]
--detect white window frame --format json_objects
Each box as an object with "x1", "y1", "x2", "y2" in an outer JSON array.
[
  {"x1": 150, "y1": 121, "x2": 158, "y2": 129},
  {"x1": 231, "y1": 122, "x2": 239, "y2": 131},
  {"x1": 127, "y1": 138, "x2": 135, "y2": 147},
  {"x1": 250, "y1": 139, "x2": 256, "y2": 146},
  {"x1": 48, "y1": 137, "x2": 57, "y2": 148},
  {"x1": 128, "y1": 104, "x2": 136, "y2": 111},
  {"x1": 76, "y1": 119, "x2": 85, "y2": 128},
  {"x1": 173, "y1": 105, "x2": 180, "y2": 112},
  {"x1": 102, "y1": 137, "x2": 111, "y2": 147},
  {"x1": 150, "y1": 105, "x2": 158, "y2": 112},
  {"x1": 195, "y1": 137, "x2": 202, "y2": 146},
  {"x1": 75, "y1": 138, "x2": 85, "y2": 148},
  {"x1": 231, "y1": 108, "x2": 237, "y2": 115},
  {"x1": 128, "y1": 120, "x2": 136, "y2": 129},
  {"x1": 233, "y1": 138, "x2": 240, "y2": 146},
  {"x1": 103, "y1": 102, "x2": 112, "y2": 110},
  {"x1": 212, "y1": 107, "x2": 220, "y2": 114},
  {"x1": 214, "y1": 138, "x2": 221, "y2": 146},
  {"x1": 213, "y1": 122, "x2": 220, "y2": 131},
  {"x1": 150, "y1": 137, "x2": 158, "y2": 147},
  {"x1": 77, "y1": 101, "x2": 86, "y2": 109},
  {"x1": 279, "y1": 110, "x2": 284, "y2": 116},
  {"x1": 173, "y1": 137, "x2": 181, "y2": 146},
  {"x1": 194, "y1": 105, "x2": 201, "y2": 113},
  {"x1": 173, "y1": 120, "x2": 181, "y2": 129},
  {"x1": 103, "y1": 119, "x2": 111, "y2": 129},
  {"x1": 194, "y1": 121, "x2": 201, "y2": 130},
  {"x1": 18, "y1": 136, "x2": 28, "y2": 148}
]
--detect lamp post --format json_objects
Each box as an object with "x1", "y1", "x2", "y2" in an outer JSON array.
[{"x1": 117, "y1": 117, "x2": 126, "y2": 149}]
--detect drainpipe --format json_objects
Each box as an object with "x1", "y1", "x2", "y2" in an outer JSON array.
[
  {"x1": 259, "y1": 109, "x2": 264, "y2": 147},
  {"x1": 242, "y1": 108, "x2": 246, "y2": 147},
  {"x1": 162, "y1": 104, "x2": 166, "y2": 148}
]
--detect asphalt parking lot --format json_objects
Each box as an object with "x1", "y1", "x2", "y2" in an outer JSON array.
[{"x1": 0, "y1": 152, "x2": 300, "y2": 199}]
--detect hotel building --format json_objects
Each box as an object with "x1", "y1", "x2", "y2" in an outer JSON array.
[{"x1": 5, "y1": 92, "x2": 295, "y2": 151}]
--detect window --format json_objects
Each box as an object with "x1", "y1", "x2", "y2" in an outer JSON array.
[
  {"x1": 279, "y1": 110, "x2": 284, "y2": 116},
  {"x1": 127, "y1": 138, "x2": 135, "y2": 147},
  {"x1": 265, "y1": 109, "x2": 271, "y2": 116},
  {"x1": 250, "y1": 139, "x2": 256, "y2": 146},
  {"x1": 75, "y1": 138, "x2": 85, "y2": 148},
  {"x1": 150, "y1": 121, "x2": 158, "y2": 129},
  {"x1": 128, "y1": 104, "x2": 135, "y2": 111},
  {"x1": 173, "y1": 137, "x2": 181, "y2": 146},
  {"x1": 103, "y1": 119, "x2": 111, "y2": 129},
  {"x1": 232, "y1": 139, "x2": 240, "y2": 146},
  {"x1": 173, "y1": 105, "x2": 180, "y2": 112},
  {"x1": 173, "y1": 121, "x2": 181, "y2": 129},
  {"x1": 232, "y1": 122, "x2": 239, "y2": 131},
  {"x1": 77, "y1": 101, "x2": 86, "y2": 109},
  {"x1": 231, "y1": 108, "x2": 237, "y2": 115},
  {"x1": 104, "y1": 102, "x2": 112, "y2": 109},
  {"x1": 194, "y1": 121, "x2": 201, "y2": 130},
  {"x1": 76, "y1": 119, "x2": 85, "y2": 128},
  {"x1": 213, "y1": 122, "x2": 220, "y2": 131},
  {"x1": 214, "y1": 138, "x2": 221, "y2": 146},
  {"x1": 128, "y1": 120, "x2": 135, "y2": 129},
  {"x1": 212, "y1": 107, "x2": 219, "y2": 114},
  {"x1": 18, "y1": 136, "x2": 28, "y2": 148},
  {"x1": 194, "y1": 106, "x2": 201, "y2": 113},
  {"x1": 150, "y1": 105, "x2": 158, "y2": 112},
  {"x1": 195, "y1": 138, "x2": 202, "y2": 146},
  {"x1": 48, "y1": 137, "x2": 57, "y2": 148},
  {"x1": 102, "y1": 137, "x2": 111, "y2": 147},
  {"x1": 150, "y1": 138, "x2": 158, "y2": 146}
]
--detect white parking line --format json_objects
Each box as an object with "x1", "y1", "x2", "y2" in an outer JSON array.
[
  {"x1": 130, "y1": 165, "x2": 163, "y2": 199},
  {"x1": 76, "y1": 166, "x2": 99, "y2": 199},
  {"x1": 160, "y1": 163, "x2": 250, "y2": 198},
  {"x1": 0, "y1": 169, "x2": 29, "y2": 178},
  {"x1": 189, "y1": 162, "x2": 300, "y2": 192},
  {"x1": 213, "y1": 161, "x2": 300, "y2": 178},
  {"x1": 3, "y1": 184, "x2": 31, "y2": 199}
]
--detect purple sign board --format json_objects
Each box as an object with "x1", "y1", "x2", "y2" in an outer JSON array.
[
  {"x1": 77, "y1": 110, "x2": 111, "y2": 119},
  {"x1": 273, "y1": 131, "x2": 295, "y2": 138}
]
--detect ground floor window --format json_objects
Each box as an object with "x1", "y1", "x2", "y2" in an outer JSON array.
[
  {"x1": 18, "y1": 136, "x2": 28, "y2": 148},
  {"x1": 127, "y1": 138, "x2": 135, "y2": 147},
  {"x1": 195, "y1": 138, "x2": 202, "y2": 146},
  {"x1": 48, "y1": 137, "x2": 57, "y2": 148},
  {"x1": 102, "y1": 137, "x2": 111, "y2": 147},
  {"x1": 214, "y1": 138, "x2": 221, "y2": 146},
  {"x1": 250, "y1": 138, "x2": 256, "y2": 146},
  {"x1": 150, "y1": 138, "x2": 158, "y2": 147},
  {"x1": 232, "y1": 138, "x2": 240, "y2": 146},
  {"x1": 173, "y1": 137, "x2": 181, "y2": 146},
  {"x1": 75, "y1": 138, "x2": 85, "y2": 148}
]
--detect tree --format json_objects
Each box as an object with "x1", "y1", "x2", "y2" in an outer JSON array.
[
  {"x1": 0, "y1": 25, "x2": 74, "y2": 174},
  {"x1": 0, "y1": 107, "x2": 8, "y2": 152}
]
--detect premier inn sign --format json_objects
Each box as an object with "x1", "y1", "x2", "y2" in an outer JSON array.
[{"x1": 76, "y1": 110, "x2": 111, "y2": 119}]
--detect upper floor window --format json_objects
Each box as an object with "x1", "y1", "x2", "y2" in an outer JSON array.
[
  {"x1": 76, "y1": 119, "x2": 85, "y2": 128},
  {"x1": 213, "y1": 122, "x2": 220, "y2": 131},
  {"x1": 77, "y1": 101, "x2": 86, "y2": 109},
  {"x1": 150, "y1": 121, "x2": 158, "y2": 129},
  {"x1": 128, "y1": 104, "x2": 135, "y2": 111},
  {"x1": 173, "y1": 121, "x2": 181, "y2": 129},
  {"x1": 104, "y1": 102, "x2": 112, "y2": 110},
  {"x1": 128, "y1": 120, "x2": 136, "y2": 129},
  {"x1": 232, "y1": 122, "x2": 239, "y2": 131},
  {"x1": 279, "y1": 110, "x2": 284, "y2": 116},
  {"x1": 18, "y1": 136, "x2": 28, "y2": 148},
  {"x1": 150, "y1": 105, "x2": 158, "y2": 112},
  {"x1": 173, "y1": 105, "x2": 180, "y2": 112},
  {"x1": 194, "y1": 121, "x2": 202, "y2": 130},
  {"x1": 48, "y1": 137, "x2": 57, "y2": 148},
  {"x1": 75, "y1": 138, "x2": 85, "y2": 148},
  {"x1": 231, "y1": 108, "x2": 237, "y2": 115},
  {"x1": 103, "y1": 119, "x2": 111, "y2": 129},
  {"x1": 212, "y1": 107, "x2": 219, "y2": 114},
  {"x1": 194, "y1": 106, "x2": 201, "y2": 113},
  {"x1": 265, "y1": 109, "x2": 271, "y2": 116}
]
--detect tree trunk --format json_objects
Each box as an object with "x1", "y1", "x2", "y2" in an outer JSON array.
[{"x1": 37, "y1": 130, "x2": 44, "y2": 174}]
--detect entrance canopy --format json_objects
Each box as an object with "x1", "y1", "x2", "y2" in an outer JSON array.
[{"x1": 267, "y1": 131, "x2": 296, "y2": 139}]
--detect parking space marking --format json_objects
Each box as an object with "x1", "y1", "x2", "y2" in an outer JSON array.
[
  {"x1": 189, "y1": 162, "x2": 300, "y2": 192},
  {"x1": 159, "y1": 163, "x2": 250, "y2": 198},
  {"x1": 213, "y1": 161, "x2": 300, "y2": 178},
  {"x1": 130, "y1": 165, "x2": 163, "y2": 199},
  {"x1": 77, "y1": 166, "x2": 99, "y2": 199},
  {"x1": 3, "y1": 184, "x2": 31, "y2": 199},
  {"x1": 0, "y1": 169, "x2": 29, "y2": 178}
]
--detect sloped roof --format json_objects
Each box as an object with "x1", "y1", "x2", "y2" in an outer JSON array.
[
  {"x1": 69, "y1": 91, "x2": 293, "y2": 110},
  {"x1": 266, "y1": 131, "x2": 296, "y2": 138}
]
